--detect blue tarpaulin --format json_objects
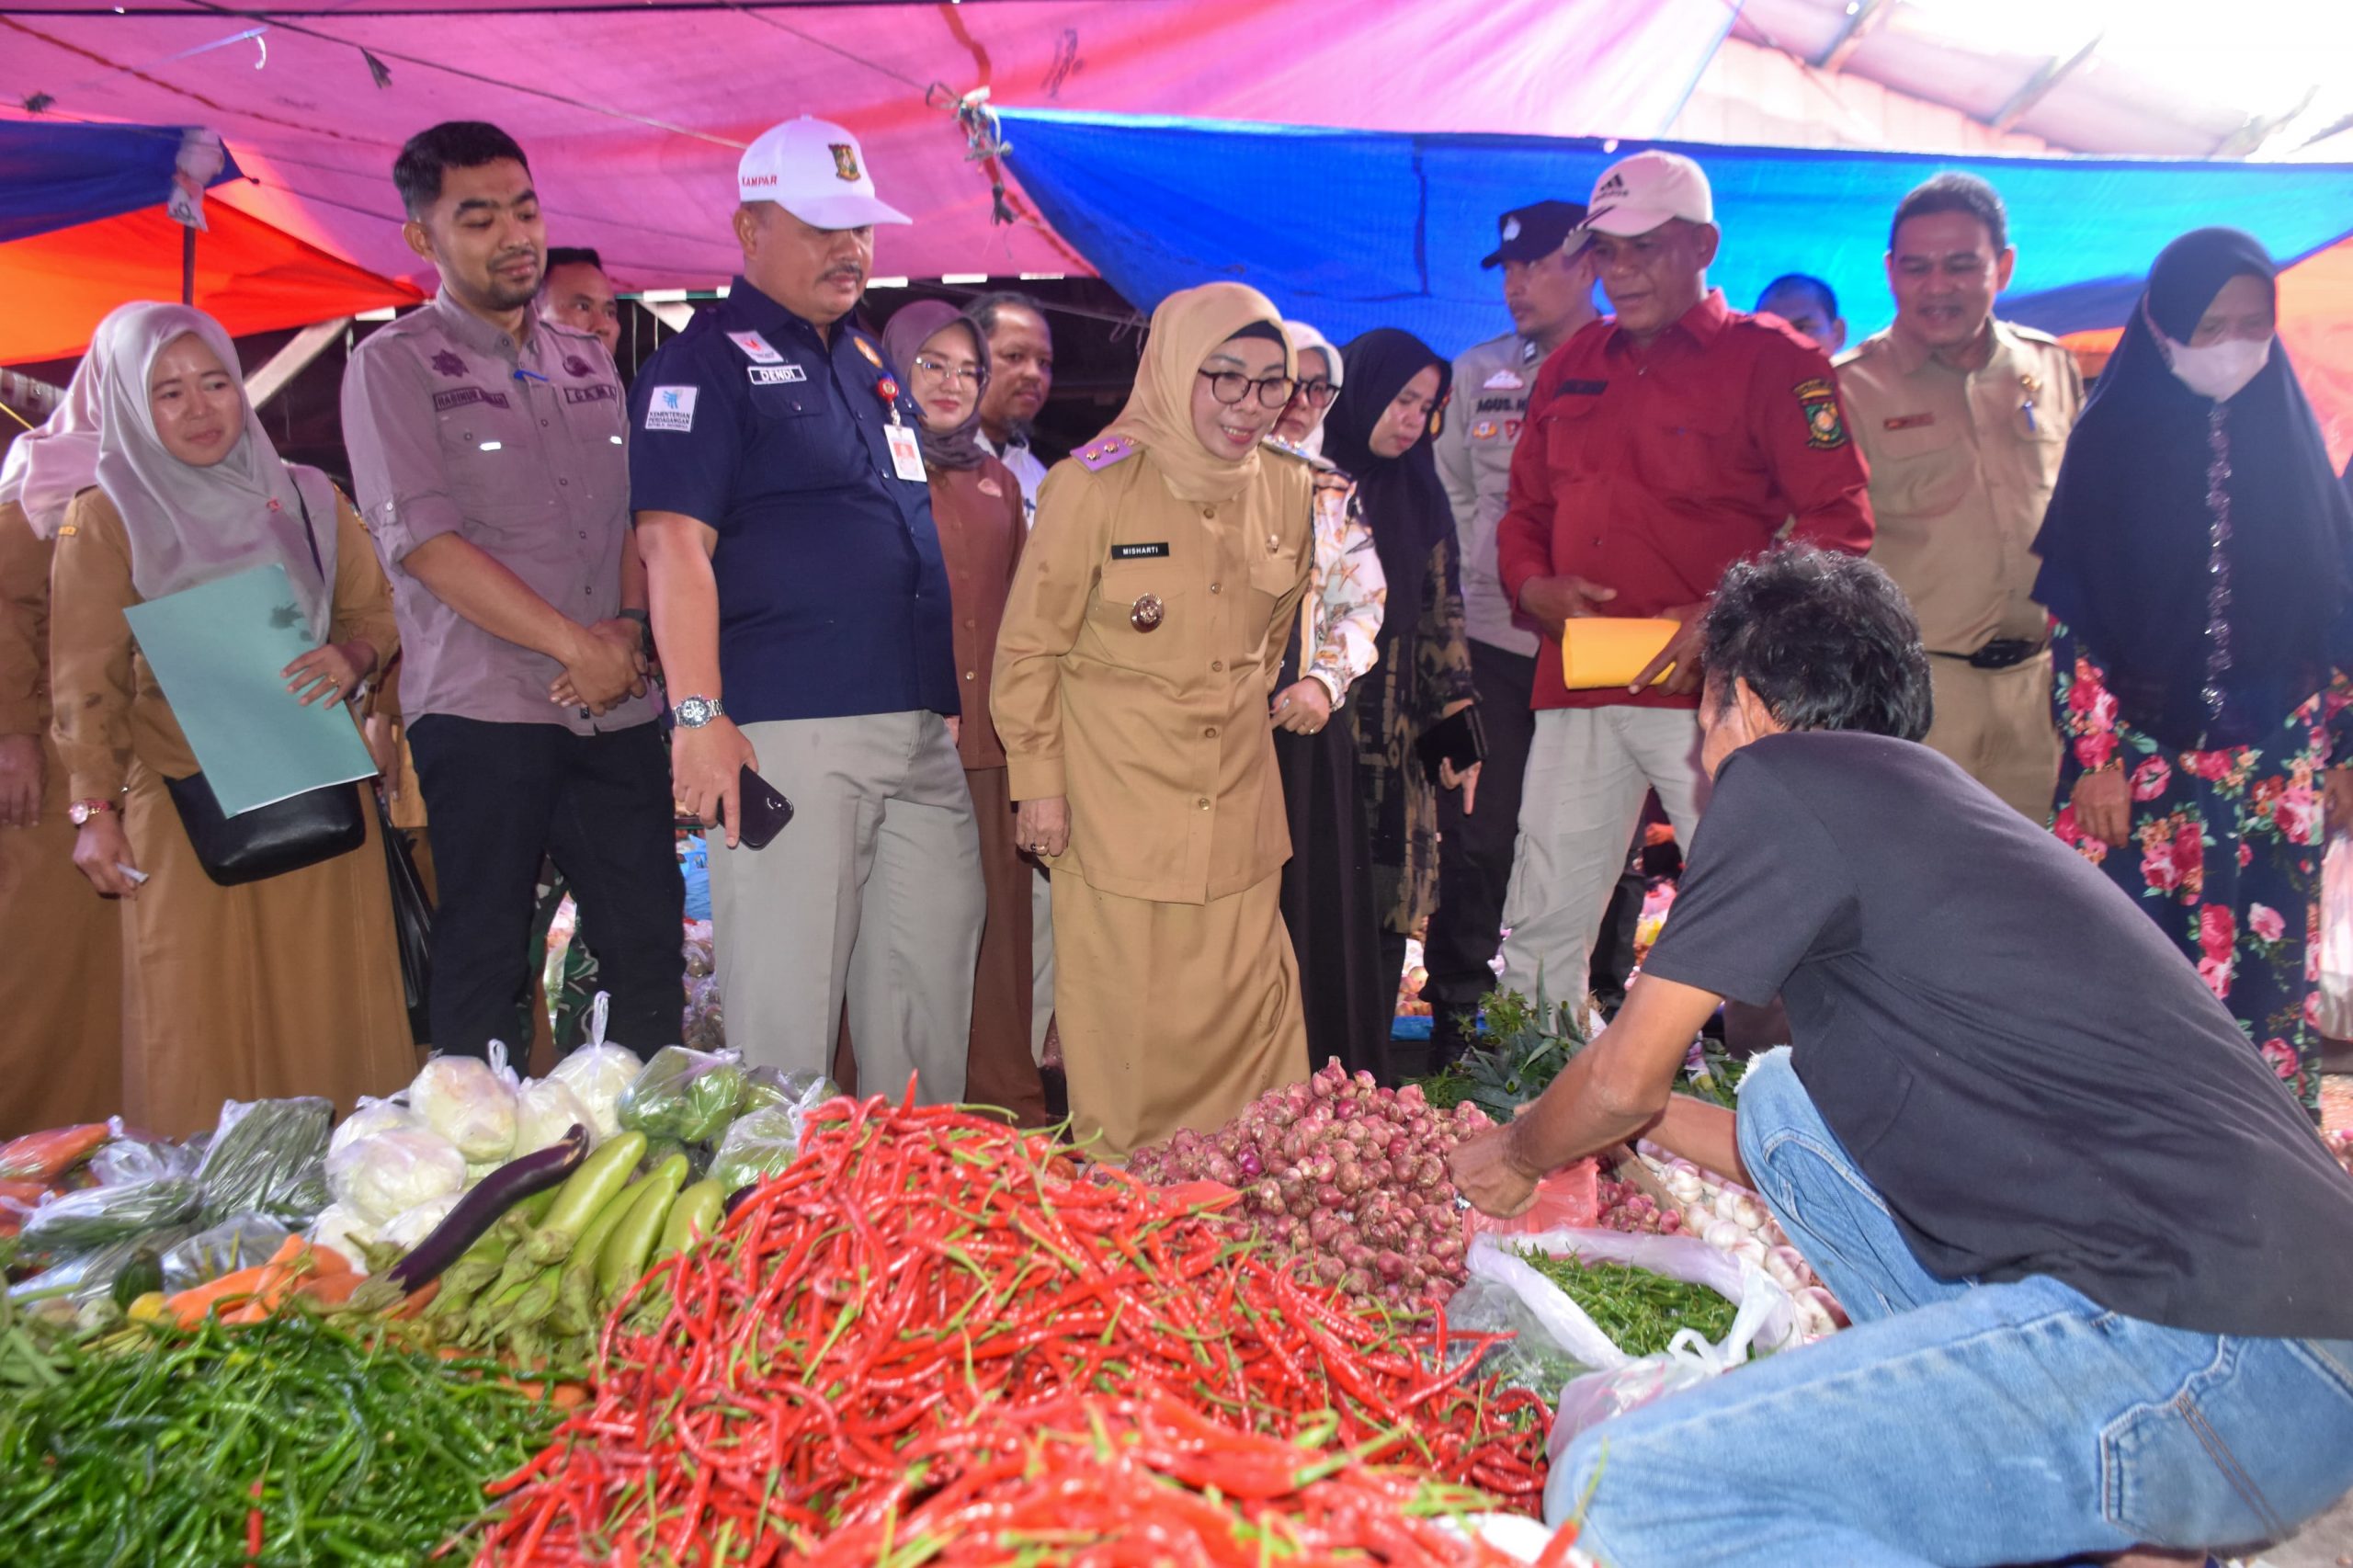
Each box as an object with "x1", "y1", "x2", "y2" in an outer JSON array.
[
  {"x1": 0, "y1": 119, "x2": 241, "y2": 246},
  {"x1": 995, "y1": 109, "x2": 2353, "y2": 355}
]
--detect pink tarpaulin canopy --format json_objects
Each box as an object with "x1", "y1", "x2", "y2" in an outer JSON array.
[{"x1": 0, "y1": 0, "x2": 1733, "y2": 293}]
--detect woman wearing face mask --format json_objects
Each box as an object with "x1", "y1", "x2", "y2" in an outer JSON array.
[
  {"x1": 1266, "y1": 319, "x2": 1393, "y2": 1080},
  {"x1": 880, "y1": 299, "x2": 1046, "y2": 1127},
  {"x1": 50, "y1": 303, "x2": 415, "y2": 1135},
  {"x1": 994, "y1": 282, "x2": 1316, "y2": 1160},
  {"x1": 2036, "y1": 228, "x2": 2353, "y2": 1118},
  {"x1": 1323, "y1": 329, "x2": 1479, "y2": 1030}
]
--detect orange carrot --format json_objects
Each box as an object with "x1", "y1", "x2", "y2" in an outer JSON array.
[
  {"x1": 392, "y1": 1279, "x2": 443, "y2": 1321},
  {"x1": 0, "y1": 1124, "x2": 110, "y2": 1183},
  {"x1": 296, "y1": 1272, "x2": 365, "y2": 1308}
]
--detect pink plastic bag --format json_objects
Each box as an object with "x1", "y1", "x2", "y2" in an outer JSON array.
[{"x1": 1461, "y1": 1161, "x2": 1600, "y2": 1239}]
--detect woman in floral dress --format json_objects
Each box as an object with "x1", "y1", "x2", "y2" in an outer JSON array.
[{"x1": 2037, "y1": 229, "x2": 2353, "y2": 1118}]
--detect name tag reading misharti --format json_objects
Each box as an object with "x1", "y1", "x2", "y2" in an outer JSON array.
[{"x1": 1109, "y1": 542, "x2": 1170, "y2": 561}]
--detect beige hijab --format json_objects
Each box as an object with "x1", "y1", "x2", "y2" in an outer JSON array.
[
  {"x1": 0, "y1": 303, "x2": 144, "y2": 540},
  {"x1": 1107, "y1": 282, "x2": 1292, "y2": 505},
  {"x1": 92, "y1": 302, "x2": 338, "y2": 641}
]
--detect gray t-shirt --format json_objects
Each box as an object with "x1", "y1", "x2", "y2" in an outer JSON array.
[{"x1": 1643, "y1": 730, "x2": 2353, "y2": 1339}]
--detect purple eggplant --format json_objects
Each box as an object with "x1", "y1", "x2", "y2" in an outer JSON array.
[{"x1": 385, "y1": 1124, "x2": 590, "y2": 1292}]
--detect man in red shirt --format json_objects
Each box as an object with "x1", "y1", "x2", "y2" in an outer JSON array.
[{"x1": 1494, "y1": 150, "x2": 1873, "y2": 1009}]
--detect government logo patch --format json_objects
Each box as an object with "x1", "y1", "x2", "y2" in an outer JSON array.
[
  {"x1": 645, "y1": 385, "x2": 699, "y2": 432},
  {"x1": 1795, "y1": 377, "x2": 1847, "y2": 449}
]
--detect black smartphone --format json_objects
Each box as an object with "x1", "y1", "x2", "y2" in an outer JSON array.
[
  {"x1": 1415, "y1": 704, "x2": 1488, "y2": 784},
  {"x1": 725, "y1": 765, "x2": 795, "y2": 850}
]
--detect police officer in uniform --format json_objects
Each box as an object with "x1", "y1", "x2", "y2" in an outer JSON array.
[
  {"x1": 630, "y1": 116, "x2": 983, "y2": 1099},
  {"x1": 1424, "y1": 200, "x2": 1597, "y2": 1051},
  {"x1": 1837, "y1": 173, "x2": 2082, "y2": 821}
]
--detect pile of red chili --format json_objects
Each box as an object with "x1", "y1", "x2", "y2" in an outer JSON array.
[{"x1": 475, "y1": 1091, "x2": 1551, "y2": 1564}]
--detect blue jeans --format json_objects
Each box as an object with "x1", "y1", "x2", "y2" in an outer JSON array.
[{"x1": 1548, "y1": 1050, "x2": 2353, "y2": 1566}]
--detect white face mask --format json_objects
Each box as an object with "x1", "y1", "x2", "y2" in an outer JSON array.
[{"x1": 2157, "y1": 329, "x2": 2271, "y2": 403}]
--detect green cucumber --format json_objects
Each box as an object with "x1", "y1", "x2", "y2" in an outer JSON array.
[
  {"x1": 654, "y1": 1180, "x2": 725, "y2": 1261},
  {"x1": 521, "y1": 1131, "x2": 646, "y2": 1267},
  {"x1": 595, "y1": 1155, "x2": 688, "y2": 1303}
]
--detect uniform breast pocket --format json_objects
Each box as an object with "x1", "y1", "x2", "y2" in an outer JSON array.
[
  {"x1": 437, "y1": 406, "x2": 549, "y2": 536},
  {"x1": 1875, "y1": 422, "x2": 1974, "y2": 518},
  {"x1": 1630, "y1": 403, "x2": 1736, "y2": 501},
  {"x1": 1091, "y1": 563, "x2": 1190, "y2": 669},
  {"x1": 1540, "y1": 396, "x2": 1606, "y2": 482}
]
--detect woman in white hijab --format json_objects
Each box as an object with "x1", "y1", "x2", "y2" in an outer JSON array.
[
  {"x1": 1267, "y1": 318, "x2": 1394, "y2": 1080},
  {"x1": 49, "y1": 302, "x2": 415, "y2": 1135},
  {"x1": 0, "y1": 306, "x2": 135, "y2": 1131}
]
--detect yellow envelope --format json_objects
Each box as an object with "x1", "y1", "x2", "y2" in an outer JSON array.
[{"x1": 1561, "y1": 618, "x2": 1681, "y2": 688}]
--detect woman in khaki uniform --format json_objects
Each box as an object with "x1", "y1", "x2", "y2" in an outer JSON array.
[
  {"x1": 0, "y1": 333, "x2": 126, "y2": 1131},
  {"x1": 51, "y1": 303, "x2": 415, "y2": 1137},
  {"x1": 994, "y1": 282, "x2": 1315, "y2": 1160}
]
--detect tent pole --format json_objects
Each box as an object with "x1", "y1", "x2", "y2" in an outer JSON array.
[{"x1": 181, "y1": 225, "x2": 196, "y2": 305}]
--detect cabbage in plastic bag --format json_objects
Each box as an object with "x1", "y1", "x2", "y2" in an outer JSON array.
[
  {"x1": 325, "y1": 1129, "x2": 466, "y2": 1225},
  {"x1": 546, "y1": 994, "x2": 643, "y2": 1142},
  {"x1": 328, "y1": 1096, "x2": 421, "y2": 1160},
  {"x1": 380, "y1": 1192, "x2": 462, "y2": 1252},
  {"x1": 409, "y1": 1053, "x2": 518, "y2": 1165},
  {"x1": 160, "y1": 1213, "x2": 295, "y2": 1293},
  {"x1": 18, "y1": 1177, "x2": 202, "y2": 1256},
  {"x1": 618, "y1": 1046, "x2": 745, "y2": 1146},
  {"x1": 192, "y1": 1097, "x2": 334, "y2": 1227},
  {"x1": 307, "y1": 1203, "x2": 381, "y2": 1276},
  {"x1": 512, "y1": 1076, "x2": 594, "y2": 1155}
]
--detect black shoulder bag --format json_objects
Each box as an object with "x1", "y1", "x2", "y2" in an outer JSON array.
[{"x1": 164, "y1": 487, "x2": 368, "y2": 887}]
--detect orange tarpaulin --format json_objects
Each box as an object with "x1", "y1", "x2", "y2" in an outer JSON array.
[
  {"x1": 1, "y1": 193, "x2": 419, "y2": 364},
  {"x1": 2063, "y1": 234, "x2": 2353, "y2": 473}
]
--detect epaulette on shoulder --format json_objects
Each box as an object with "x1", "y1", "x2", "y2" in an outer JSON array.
[
  {"x1": 1073, "y1": 433, "x2": 1137, "y2": 472},
  {"x1": 2006, "y1": 322, "x2": 2067, "y2": 348}
]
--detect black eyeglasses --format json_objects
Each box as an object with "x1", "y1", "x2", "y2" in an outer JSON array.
[
  {"x1": 1198, "y1": 369, "x2": 1299, "y2": 409},
  {"x1": 1290, "y1": 378, "x2": 1338, "y2": 409}
]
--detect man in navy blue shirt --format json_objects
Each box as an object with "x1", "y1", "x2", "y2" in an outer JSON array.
[{"x1": 631, "y1": 117, "x2": 982, "y2": 1099}]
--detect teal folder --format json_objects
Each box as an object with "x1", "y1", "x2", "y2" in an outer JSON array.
[{"x1": 122, "y1": 562, "x2": 375, "y2": 817}]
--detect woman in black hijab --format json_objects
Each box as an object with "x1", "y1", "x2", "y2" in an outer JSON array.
[
  {"x1": 1324, "y1": 329, "x2": 1478, "y2": 1059},
  {"x1": 2036, "y1": 226, "x2": 2353, "y2": 1118}
]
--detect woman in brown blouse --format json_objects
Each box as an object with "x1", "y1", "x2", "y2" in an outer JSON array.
[
  {"x1": 881, "y1": 300, "x2": 1045, "y2": 1125},
  {"x1": 51, "y1": 303, "x2": 415, "y2": 1136}
]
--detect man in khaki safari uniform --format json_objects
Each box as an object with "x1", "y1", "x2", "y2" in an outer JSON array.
[{"x1": 1838, "y1": 172, "x2": 2083, "y2": 821}]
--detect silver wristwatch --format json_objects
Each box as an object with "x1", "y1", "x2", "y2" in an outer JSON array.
[{"x1": 673, "y1": 695, "x2": 726, "y2": 729}]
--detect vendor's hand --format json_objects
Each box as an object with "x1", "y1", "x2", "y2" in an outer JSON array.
[
  {"x1": 2071, "y1": 767, "x2": 2131, "y2": 848},
  {"x1": 1447, "y1": 1121, "x2": 1544, "y2": 1219},
  {"x1": 1016, "y1": 796, "x2": 1071, "y2": 859},
  {"x1": 283, "y1": 641, "x2": 369, "y2": 708},
  {"x1": 2326, "y1": 765, "x2": 2353, "y2": 839},
  {"x1": 72, "y1": 813, "x2": 140, "y2": 899},
  {"x1": 1631, "y1": 601, "x2": 1709, "y2": 696},
  {"x1": 1271, "y1": 678, "x2": 1333, "y2": 734},
  {"x1": 1518, "y1": 574, "x2": 1617, "y2": 628},
  {"x1": 674, "y1": 717, "x2": 758, "y2": 848},
  {"x1": 0, "y1": 733, "x2": 43, "y2": 828},
  {"x1": 1441, "y1": 757, "x2": 1482, "y2": 815},
  {"x1": 363, "y1": 714, "x2": 402, "y2": 805},
  {"x1": 553, "y1": 621, "x2": 648, "y2": 714}
]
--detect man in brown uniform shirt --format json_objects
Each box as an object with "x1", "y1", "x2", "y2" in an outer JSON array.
[
  {"x1": 1838, "y1": 173, "x2": 2083, "y2": 821},
  {"x1": 342, "y1": 121, "x2": 680, "y2": 1058}
]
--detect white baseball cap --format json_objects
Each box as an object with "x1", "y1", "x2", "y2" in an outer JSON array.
[
  {"x1": 737, "y1": 116, "x2": 910, "y2": 229},
  {"x1": 1581, "y1": 150, "x2": 1714, "y2": 238}
]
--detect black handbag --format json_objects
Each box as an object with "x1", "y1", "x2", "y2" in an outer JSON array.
[
  {"x1": 378, "y1": 792, "x2": 435, "y2": 1043},
  {"x1": 162, "y1": 484, "x2": 369, "y2": 887}
]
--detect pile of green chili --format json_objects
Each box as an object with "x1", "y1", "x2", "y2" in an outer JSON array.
[
  {"x1": 1512, "y1": 1248, "x2": 1739, "y2": 1358},
  {"x1": 0, "y1": 1311, "x2": 560, "y2": 1566}
]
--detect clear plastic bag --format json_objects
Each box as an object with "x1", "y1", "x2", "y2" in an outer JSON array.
[
  {"x1": 191, "y1": 1096, "x2": 334, "y2": 1226},
  {"x1": 2321, "y1": 831, "x2": 2353, "y2": 1040},
  {"x1": 410, "y1": 1049, "x2": 519, "y2": 1164},
  {"x1": 8, "y1": 1225, "x2": 197, "y2": 1307},
  {"x1": 547, "y1": 994, "x2": 644, "y2": 1142},
  {"x1": 86, "y1": 1117, "x2": 201, "y2": 1187},
  {"x1": 17, "y1": 1177, "x2": 203, "y2": 1256},
  {"x1": 159, "y1": 1213, "x2": 295, "y2": 1293},
  {"x1": 328, "y1": 1096, "x2": 421, "y2": 1160},
  {"x1": 618, "y1": 1045, "x2": 747, "y2": 1146},
  {"x1": 324, "y1": 1128, "x2": 467, "y2": 1225},
  {"x1": 706, "y1": 1074, "x2": 835, "y2": 1193}
]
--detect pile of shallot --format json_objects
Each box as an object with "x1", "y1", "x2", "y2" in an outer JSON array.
[{"x1": 1124, "y1": 1060, "x2": 1492, "y2": 1306}]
